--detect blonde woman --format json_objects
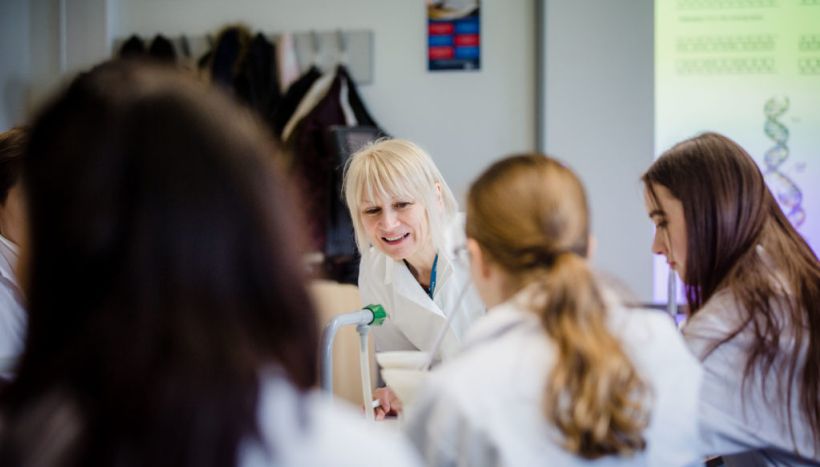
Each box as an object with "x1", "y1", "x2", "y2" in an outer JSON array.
[
  {"x1": 343, "y1": 139, "x2": 484, "y2": 418},
  {"x1": 405, "y1": 154, "x2": 702, "y2": 466}
]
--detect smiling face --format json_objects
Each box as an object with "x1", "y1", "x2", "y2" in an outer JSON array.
[
  {"x1": 644, "y1": 183, "x2": 688, "y2": 281},
  {"x1": 360, "y1": 194, "x2": 434, "y2": 265}
]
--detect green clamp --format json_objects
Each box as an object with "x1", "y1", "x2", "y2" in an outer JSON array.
[{"x1": 363, "y1": 304, "x2": 388, "y2": 326}]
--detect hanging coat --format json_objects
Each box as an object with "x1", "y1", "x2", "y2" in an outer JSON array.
[
  {"x1": 286, "y1": 68, "x2": 348, "y2": 252},
  {"x1": 235, "y1": 33, "x2": 281, "y2": 119},
  {"x1": 148, "y1": 35, "x2": 177, "y2": 64},
  {"x1": 210, "y1": 26, "x2": 252, "y2": 91},
  {"x1": 286, "y1": 65, "x2": 384, "y2": 282},
  {"x1": 272, "y1": 66, "x2": 322, "y2": 137},
  {"x1": 119, "y1": 35, "x2": 146, "y2": 59}
]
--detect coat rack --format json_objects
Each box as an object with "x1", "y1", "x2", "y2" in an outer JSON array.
[
  {"x1": 112, "y1": 28, "x2": 374, "y2": 85},
  {"x1": 293, "y1": 30, "x2": 373, "y2": 84}
]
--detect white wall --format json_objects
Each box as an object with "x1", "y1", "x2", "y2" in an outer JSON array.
[
  {"x1": 0, "y1": 0, "x2": 31, "y2": 130},
  {"x1": 64, "y1": 0, "x2": 111, "y2": 74},
  {"x1": 1, "y1": 0, "x2": 111, "y2": 130},
  {"x1": 4, "y1": 1, "x2": 655, "y2": 299},
  {"x1": 540, "y1": 0, "x2": 655, "y2": 301},
  {"x1": 27, "y1": 0, "x2": 63, "y2": 110},
  {"x1": 4, "y1": 1, "x2": 536, "y2": 200},
  {"x1": 113, "y1": 0, "x2": 537, "y2": 200}
]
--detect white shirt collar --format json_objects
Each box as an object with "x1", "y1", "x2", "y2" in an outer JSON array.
[
  {"x1": 0, "y1": 233, "x2": 20, "y2": 256},
  {"x1": 0, "y1": 233, "x2": 20, "y2": 288}
]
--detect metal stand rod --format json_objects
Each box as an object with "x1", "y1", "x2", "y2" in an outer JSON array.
[
  {"x1": 320, "y1": 309, "x2": 374, "y2": 396},
  {"x1": 357, "y1": 324, "x2": 375, "y2": 421},
  {"x1": 320, "y1": 304, "x2": 387, "y2": 400}
]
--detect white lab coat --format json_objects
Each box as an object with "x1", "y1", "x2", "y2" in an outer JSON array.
[
  {"x1": 357, "y1": 216, "x2": 485, "y2": 361},
  {"x1": 0, "y1": 234, "x2": 25, "y2": 379},
  {"x1": 404, "y1": 286, "x2": 704, "y2": 467},
  {"x1": 241, "y1": 373, "x2": 422, "y2": 467},
  {"x1": 683, "y1": 248, "x2": 819, "y2": 466},
  {"x1": 0, "y1": 369, "x2": 423, "y2": 467}
]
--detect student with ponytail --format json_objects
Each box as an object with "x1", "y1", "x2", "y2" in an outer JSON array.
[{"x1": 405, "y1": 154, "x2": 702, "y2": 466}]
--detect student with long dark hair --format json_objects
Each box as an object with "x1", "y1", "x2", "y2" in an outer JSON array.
[
  {"x1": 643, "y1": 132, "x2": 820, "y2": 465},
  {"x1": 0, "y1": 61, "x2": 419, "y2": 467},
  {"x1": 406, "y1": 154, "x2": 702, "y2": 466}
]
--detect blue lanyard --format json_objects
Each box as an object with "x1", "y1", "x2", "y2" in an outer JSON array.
[{"x1": 427, "y1": 253, "x2": 439, "y2": 299}]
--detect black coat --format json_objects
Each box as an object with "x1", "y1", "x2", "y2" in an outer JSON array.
[{"x1": 235, "y1": 33, "x2": 281, "y2": 119}]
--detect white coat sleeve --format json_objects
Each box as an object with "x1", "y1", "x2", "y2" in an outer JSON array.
[
  {"x1": 681, "y1": 302, "x2": 774, "y2": 459},
  {"x1": 404, "y1": 379, "x2": 500, "y2": 467},
  {"x1": 0, "y1": 279, "x2": 25, "y2": 378},
  {"x1": 357, "y1": 249, "x2": 384, "y2": 309}
]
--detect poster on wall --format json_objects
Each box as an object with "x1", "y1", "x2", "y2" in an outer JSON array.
[
  {"x1": 427, "y1": 0, "x2": 481, "y2": 71},
  {"x1": 654, "y1": 0, "x2": 820, "y2": 302}
]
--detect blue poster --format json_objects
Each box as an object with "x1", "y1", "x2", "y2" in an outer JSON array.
[{"x1": 427, "y1": 1, "x2": 480, "y2": 71}]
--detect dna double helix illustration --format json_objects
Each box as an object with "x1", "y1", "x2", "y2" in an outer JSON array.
[{"x1": 763, "y1": 97, "x2": 805, "y2": 227}]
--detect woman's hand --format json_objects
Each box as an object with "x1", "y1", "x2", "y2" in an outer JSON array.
[{"x1": 373, "y1": 386, "x2": 403, "y2": 420}]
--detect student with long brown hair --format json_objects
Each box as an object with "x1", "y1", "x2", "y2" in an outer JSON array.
[
  {"x1": 406, "y1": 154, "x2": 702, "y2": 466},
  {"x1": 0, "y1": 61, "x2": 420, "y2": 467},
  {"x1": 643, "y1": 132, "x2": 820, "y2": 465}
]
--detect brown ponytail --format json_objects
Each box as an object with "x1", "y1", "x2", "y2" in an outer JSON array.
[
  {"x1": 467, "y1": 154, "x2": 650, "y2": 459},
  {"x1": 540, "y1": 253, "x2": 649, "y2": 458}
]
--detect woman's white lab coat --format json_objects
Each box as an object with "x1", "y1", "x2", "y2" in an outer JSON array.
[
  {"x1": 404, "y1": 286, "x2": 704, "y2": 467},
  {"x1": 241, "y1": 372, "x2": 423, "y2": 467},
  {"x1": 0, "y1": 234, "x2": 25, "y2": 379},
  {"x1": 357, "y1": 216, "x2": 485, "y2": 361}
]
